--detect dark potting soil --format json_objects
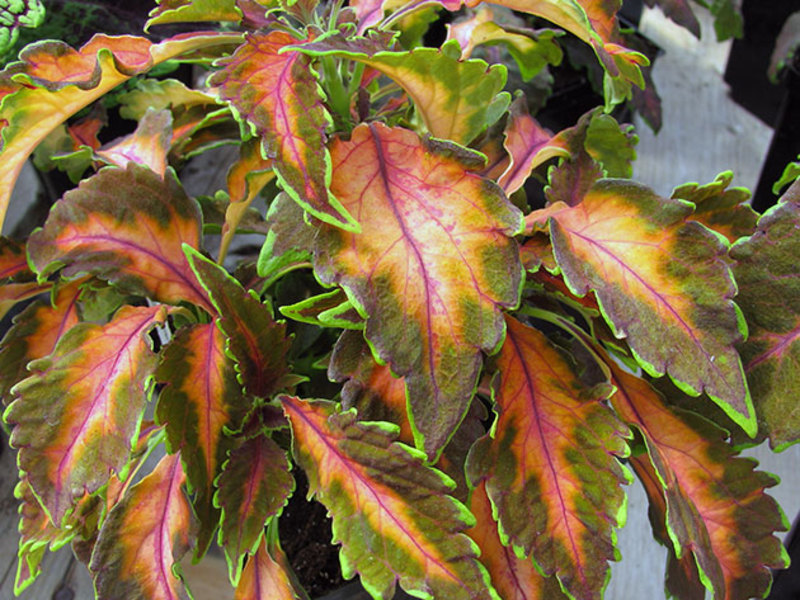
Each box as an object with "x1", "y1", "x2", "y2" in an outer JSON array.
[{"x1": 279, "y1": 469, "x2": 347, "y2": 598}]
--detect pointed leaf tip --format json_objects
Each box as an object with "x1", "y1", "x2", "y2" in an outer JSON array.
[
  {"x1": 549, "y1": 179, "x2": 754, "y2": 435},
  {"x1": 91, "y1": 453, "x2": 196, "y2": 600},
  {"x1": 314, "y1": 122, "x2": 523, "y2": 460},
  {"x1": 235, "y1": 533, "x2": 310, "y2": 599},
  {"x1": 281, "y1": 396, "x2": 498, "y2": 600},
  {"x1": 467, "y1": 315, "x2": 629, "y2": 600},
  {"x1": 209, "y1": 30, "x2": 358, "y2": 231},
  {"x1": 185, "y1": 247, "x2": 292, "y2": 400},
  {"x1": 216, "y1": 431, "x2": 294, "y2": 586},
  {"x1": 608, "y1": 356, "x2": 789, "y2": 600},
  {"x1": 5, "y1": 304, "x2": 168, "y2": 523}
]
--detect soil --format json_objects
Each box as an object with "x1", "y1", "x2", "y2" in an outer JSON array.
[{"x1": 279, "y1": 469, "x2": 347, "y2": 598}]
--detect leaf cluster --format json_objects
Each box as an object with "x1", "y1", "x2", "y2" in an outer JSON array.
[{"x1": 0, "y1": 0, "x2": 795, "y2": 599}]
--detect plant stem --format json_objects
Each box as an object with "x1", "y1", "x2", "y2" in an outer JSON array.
[
  {"x1": 347, "y1": 61, "x2": 365, "y2": 97},
  {"x1": 321, "y1": 55, "x2": 351, "y2": 123},
  {"x1": 520, "y1": 305, "x2": 613, "y2": 379}
]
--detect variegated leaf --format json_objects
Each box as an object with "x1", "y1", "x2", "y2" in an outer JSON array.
[
  {"x1": 547, "y1": 109, "x2": 636, "y2": 198},
  {"x1": 606, "y1": 355, "x2": 789, "y2": 600},
  {"x1": 67, "y1": 104, "x2": 106, "y2": 150},
  {"x1": 628, "y1": 453, "x2": 706, "y2": 600},
  {"x1": 447, "y1": 6, "x2": 563, "y2": 80},
  {"x1": 67, "y1": 422, "x2": 164, "y2": 567},
  {"x1": 436, "y1": 0, "x2": 647, "y2": 107},
  {"x1": 5, "y1": 304, "x2": 168, "y2": 523},
  {"x1": 0, "y1": 31, "x2": 243, "y2": 229},
  {"x1": 0, "y1": 236, "x2": 51, "y2": 314},
  {"x1": 350, "y1": 0, "x2": 386, "y2": 31},
  {"x1": 329, "y1": 329, "x2": 414, "y2": 443},
  {"x1": 520, "y1": 234, "x2": 557, "y2": 274},
  {"x1": 14, "y1": 475, "x2": 75, "y2": 594},
  {"x1": 196, "y1": 192, "x2": 269, "y2": 236},
  {"x1": 548, "y1": 179, "x2": 754, "y2": 434},
  {"x1": 731, "y1": 199, "x2": 800, "y2": 449},
  {"x1": 0, "y1": 280, "x2": 51, "y2": 322},
  {"x1": 219, "y1": 138, "x2": 276, "y2": 262},
  {"x1": 258, "y1": 192, "x2": 314, "y2": 285},
  {"x1": 216, "y1": 429, "x2": 294, "y2": 585},
  {"x1": 185, "y1": 247, "x2": 292, "y2": 399},
  {"x1": 0, "y1": 281, "x2": 81, "y2": 405},
  {"x1": 265, "y1": 189, "x2": 315, "y2": 250},
  {"x1": 147, "y1": 0, "x2": 242, "y2": 27},
  {"x1": 118, "y1": 78, "x2": 220, "y2": 121},
  {"x1": 466, "y1": 315, "x2": 629, "y2": 600},
  {"x1": 672, "y1": 171, "x2": 757, "y2": 244},
  {"x1": 498, "y1": 94, "x2": 567, "y2": 195},
  {"x1": 281, "y1": 396, "x2": 497, "y2": 600},
  {"x1": 467, "y1": 479, "x2": 568, "y2": 600},
  {"x1": 156, "y1": 322, "x2": 250, "y2": 556},
  {"x1": 235, "y1": 531, "x2": 310, "y2": 600},
  {"x1": 295, "y1": 35, "x2": 509, "y2": 146},
  {"x1": 330, "y1": 329, "x2": 483, "y2": 501},
  {"x1": 209, "y1": 31, "x2": 358, "y2": 231},
  {"x1": 314, "y1": 122, "x2": 523, "y2": 459},
  {"x1": 28, "y1": 163, "x2": 213, "y2": 312},
  {"x1": 280, "y1": 289, "x2": 362, "y2": 330},
  {"x1": 0, "y1": 237, "x2": 32, "y2": 281},
  {"x1": 91, "y1": 453, "x2": 196, "y2": 600},
  {"x1": 96, "y1": 108, "x2": 173, "y2": 177},
  {"x1": 227, "y1": 137, "x2": 275, "y2": 204}
]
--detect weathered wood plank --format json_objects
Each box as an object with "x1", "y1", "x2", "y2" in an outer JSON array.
[{"x1": 632, "y1": 7, "x2": 772, "y2": 197}]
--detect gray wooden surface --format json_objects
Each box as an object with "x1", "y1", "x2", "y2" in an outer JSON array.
[
  {"x1": 608, "y1": 7, "x2": 800, "y2": 600},
  {"x1": 1, "y1": 5, "x2": 798, "y2": 600}
]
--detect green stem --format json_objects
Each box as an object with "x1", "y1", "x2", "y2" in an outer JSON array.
[
  {"x1": 347, "y1": 61, "x2": 366, "y2": 97},
  {"x1": 322, "y1": 55, "x2": 351, "y2": 122},
  {"x1": 520, "y1": 306, "x2": 613, "y2": 379},
  {"x1": 327, "y1": 0, "x2": 346, "y2": 30},
  {"x1": 116, "y1": 428, "x2": 167, "y2": 499}
]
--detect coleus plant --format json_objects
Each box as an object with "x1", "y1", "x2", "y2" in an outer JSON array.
[{"x1": 0, "y1": 0, "x2": 795, "y2": 599}]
